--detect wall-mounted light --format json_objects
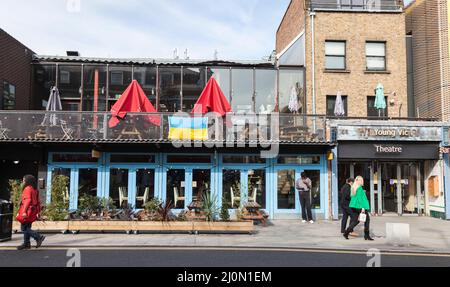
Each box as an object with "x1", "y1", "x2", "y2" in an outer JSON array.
[{"x1": 13, "y1": 160, "x2": 20, "y2": 165}]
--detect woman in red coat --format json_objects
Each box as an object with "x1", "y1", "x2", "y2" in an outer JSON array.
[{"x1": 17, "y1": 175, "x2": 45, "y2": 250}]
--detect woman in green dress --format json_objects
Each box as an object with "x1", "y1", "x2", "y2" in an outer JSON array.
[{"x1": 343, "y1": 176, "x2": 374, "y2": 241}]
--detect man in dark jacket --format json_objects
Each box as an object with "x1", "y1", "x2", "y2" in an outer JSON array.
[{"x1": 340, "y1": 178, "x2": 354, "y2": 233}]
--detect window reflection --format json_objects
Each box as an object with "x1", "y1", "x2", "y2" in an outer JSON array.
[
  {"x1": 248, "y1": 170, "x2": 265, "y2": 208},
  {"x1": 110, "y1": 168, "x2": 129, "y2": 208},
  {"x1": 304, "y1": 170, "x2": 321, "y2": 209},
  {"x1": 209, "y1": 68, "x2": 230, "y2": 101},
  {"x1": 136, "y1": 169, "x2": 155, "y2": 209},
  {"x1": 166, "y1": 169, "x2": 185, "y2": 208},
  {"x1": 83, "y1": 65, "x2": 107, "y2": 112},
  {"x1": 52, "y1": 168, "x2": 71, "y2": 205},
  {"x1": 182, "y1": 67, "x2": 207, "y2": 111},
  {"x1": 159, "y1": 67, "x2": 182, "y2": 112},
  {"x1": 279, "y1": 69, "x2": 304, "y2": 113},
  {"x1": 231, "y1": 69, "x2": 254, "y2": 113},
  {"x1": 223, "y1": 170, "x2": 241, "y2": 208},
  {"x1": 277, "y1": 170, "x2": 296, "y2": 209},
  {"x1": 133, "y1": 67, "x2": 157, "y2": 104},
  {"x1": 255, "y1": 69, "x2": 276, "y2": 114},
  {"x1": 109, "y1": 66, "x2": 132, "y2": 110},
  {"x1": 192, "y1": 169, "x2": 211, "y2": 201},
  {"x1": 78, "y1": 168, "x2": 98, "y2": 206},
  {"x1": 58, "y1": 65, "x2": 82, "y2": 111},
  {"x1": 33, "y1": 64, "x2": 56, "y2": 110}
]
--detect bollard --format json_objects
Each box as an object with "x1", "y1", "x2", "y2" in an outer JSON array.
[{"x1": 386, "y1": 223, "x2": 410, "y2": 247}]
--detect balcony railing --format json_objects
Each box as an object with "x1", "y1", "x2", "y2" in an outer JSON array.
[
  {"x1": 0, "y1": 111, "x2": 329, "y2": 144},
  {"x1": 307, "y1": 0, "x2": 403, "y2": 12}
]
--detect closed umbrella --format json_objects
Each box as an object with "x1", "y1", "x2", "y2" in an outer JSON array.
[
  {"x1": 288, "y1": 86, "x2": 299, "y2": 113},
  {"x1": 41, "y1": 86, "x2": 62, "y2": 126},
  {"x1": 334, "y1": 91, "x2": 345, "y2": 117},
  {"x1": 191, "y1": 77, "x2": 231, "y2": 116},
  {"x1": 374, "y1": 83, "x2": 386, "y2": 117}
]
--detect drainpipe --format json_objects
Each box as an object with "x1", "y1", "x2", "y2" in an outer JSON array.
[{"x1": 310, "y1": 11, "x2": 316, "y2": 131}]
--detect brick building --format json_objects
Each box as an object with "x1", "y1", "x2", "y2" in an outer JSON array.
[{"x1": 405, "y1": 0, "x2": 450, "y2": 121}]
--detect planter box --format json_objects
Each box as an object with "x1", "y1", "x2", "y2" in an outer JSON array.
[
  {"x1": 13, "y1": 221, "x2": 69, "y2": 232},
  {"x1": 193, "y1": 221, "x2": 254, "y2": 233},
  {"x1": 134, "y1": 221, "x2": 193, "y2": 231},
  {"x1": 69, "y1": 221, "x2": 134, "y2": 231}
]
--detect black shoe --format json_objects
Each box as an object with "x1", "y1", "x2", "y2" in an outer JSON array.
[
  {"x1": 343, "y1": 230, "x2": 350, "y2": 240},
  {"x1": 17, "y1": 244, "x2": 31, "y2": 250},
  {"x1": 364, "y1": 232, "x2": 374, "y2": 241},
  {"x1": 36, "y1": 235, "x2": 46, "y2": 248}
]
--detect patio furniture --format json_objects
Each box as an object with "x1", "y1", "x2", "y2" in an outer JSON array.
[
  {"x1": 242, "y1": 202, "x2": 268, "y2": 226},
  {"x1": 63, "y1": 186, "x2": 70, "y2": 204},
  {"x1": 117, "y1": 122, "x2": 142, "y2": 140},
  {"x1": 230, "y1": 187, "x2": 240, "y2": 208},
  {"x1": 248, "y1": 187, "x2": 258, "y2": 203},
  {"x1": 60, "y1": 120, "x2": 74, "y2": 140},
  {"x1": 0, "y1": 120, "x2": 10, "y2": 139},
  {"x1": 136, "y1": 187, "x2": 149, "y2": 205},
  {"x1": 119, "y1": 186, "x2": 128, "y2": 208},
  {"x1": 28, "y1": 125, "x2": 48, "y2": 139},
  {"x1": 174, "y1": 186, "x2": 185, "y2": 207}
]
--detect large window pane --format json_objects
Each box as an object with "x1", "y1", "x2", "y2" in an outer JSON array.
[
  {"x1": 159, "y1": 67, "x2": 182, "y2": 112},
  {"x1": 133, "y1": 66, "x2": 157, "y2": 104},
  {"x1": 325, "y1": 41, "x2": 345, "y2": 55},
  {"x1": 366, "y1": 57, "x2": 386, "y2": 70},
  {"x1": 325, "y1": 56, "x2": 345, "y2": 70},
  {"x1": 231, "y1": 69, "x2": 253, "y2": 113},
  {"x1": 83, "y1": 65, "x2": 107, "y2": 111},
  {"x1": 192, "y1": 169, "x2": 211, "y2": 201},
  {"x1": 277, "y1": 170, "x2": 296, "y2": 209},
  {"x1": 278, "y1": 69, "x2": 304, "y2": 113},
  {"x1": 109, "y1": 66, "x2": 132, "y2": 110},
  {"x1": 51, "y1": 168, "x2": 71, "y2": 205},
  {"x1": 248, "y1": 170, "x2": 266, "y2": 209},
  {"x1": 326, "y1": 95, "x2": 348, "y2": 117},
  {"x1": 183, "y1": 67, "x2": 206, "y2": 111},
  {"x1": 78, "y1": 168, "x2": 98, "y2": 206},
  {"x1": 33, "y1": 64, "x2": 56, "y2": 109},
  {"x1": 222, "y1": 170, "x2": 241, "y2": 208},
  {"x1": 222, "y1": 156, "x2": 265, "y2": 164},
  {"x1": 2, "y1": 81, "x2": 16, "y2": 110},
  {"x1": 209, "y1": 68, "x2": 230, "y2": 101},
  {"x1": 277, "y1": 156, "x2": 321, "y2": 164},
  {"x1": 366, "y1": 42, "x2": 386, "y2": 70},
  {"x1": 367, "y1": 96, "x2": 388, "y2": 117},
  {"x1": 166, "y1": 169, "x2": 185, "y2": 208},
  {"x1": 255, "y1": 69, "x2": 276, "y2": 114},
  {"x1": 304, "y1": 170, "x2": 321, "y2": 209},
  {"x1": 136, "y1": 169, "x2": 155, "y2": 209},
  {"x1": 110, "y1": 168, "x2": 129, "y2": 209},
  {"x1": 58, "y1": 65, "x2": 81, "y2": 110}
]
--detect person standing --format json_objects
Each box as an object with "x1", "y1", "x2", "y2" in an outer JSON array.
[
  {"x1": 340, "y1": 178, "x2": 354, "y2": 233},
  {"x1": 296, "y1": 172, "x2": 313, "y2": 223},
  {"x1": 343, "y1": 176, "x2": 374, "y2": 241},
  {"x1": 16, "y1": 175, "x2": 45, "y2": 250}
]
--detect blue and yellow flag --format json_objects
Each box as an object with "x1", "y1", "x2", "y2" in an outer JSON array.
[{"x1": 168, "y1": 116, "x2": 208, "y2": 141}]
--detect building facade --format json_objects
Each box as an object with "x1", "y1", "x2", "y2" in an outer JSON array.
[{"x1": 405, "y1": 0, "x2": 450, "y2": 121}]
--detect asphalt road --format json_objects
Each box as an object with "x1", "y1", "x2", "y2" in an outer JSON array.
[{"x1": 0, "y1": 247, "x2": 450, "y2": 267}]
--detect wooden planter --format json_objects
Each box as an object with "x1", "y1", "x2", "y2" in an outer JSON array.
[
  {"x1": 13, "y1": 221, "x2": 69, "y2": 232},
  {"x1": 134, "y1": 221, "x2": 193, "y2": 232},
  {"x1": 68, "y1": 221, "x2": 134, "y2": 232},
  {"x1": 193, "y1": 221, "x2": 254, "y2": 233}
]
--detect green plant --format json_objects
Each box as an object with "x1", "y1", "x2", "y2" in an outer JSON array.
[
  {"x1": 201, "y1": 192, "x2": 219, "y2": 222},
  {"x1": 9, "y1": 179, "x2": 22, "y2": 217},
  {"x1": 220, "y1": 201, "x2": 230, "y2": 222},
  {"x1": 144, "y1": 198, "x2": 162, "y2": 214},
  {"x1": 42, "y1": 175, "x2": 69, "y2": 221},
  {"x1": 77, "y1": 194, "x2": 102, "y2": 216},
  {"x1": 158, "y1": 200, "x2": 174, "y2": 222}
]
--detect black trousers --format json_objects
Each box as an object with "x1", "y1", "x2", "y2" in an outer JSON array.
[
  {"x1": 340, "y1": 206, "x2": 353, "y2": 233},
  {"x1": 346, "y1": 208, "x2": 370, "y2": 234},
  {"x1": 299, "y1": 191, "x2": 313, "y2": 221}
]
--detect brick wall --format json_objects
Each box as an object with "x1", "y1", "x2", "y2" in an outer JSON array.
[
  {"x1": 276, "y1": 0, "x2": 306, "y2": 54},
  {"x1": 0, "y1": 28, "x2": 34, "y2": 110}
]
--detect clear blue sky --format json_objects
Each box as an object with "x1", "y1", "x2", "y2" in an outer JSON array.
[{"x1": 0, "y1": 0, "x2": 291, "y2": 60}]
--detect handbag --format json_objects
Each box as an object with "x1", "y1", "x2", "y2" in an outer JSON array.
[{"x1": 358, "y1": 212, "x2": 367, "y2": 223}]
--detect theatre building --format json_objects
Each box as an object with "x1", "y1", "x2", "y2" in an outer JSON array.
[{"x1": 331, "y1": 120, "x2": 445, "y2": 218}]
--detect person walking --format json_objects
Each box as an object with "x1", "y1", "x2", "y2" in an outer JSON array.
[
  {"x1": 296, "y1": 172, "x2": 313, "y2": 223},
  {"x1": 340, "y1": 178, "x2": 354, "y2": 233},
  {"x1": 16, "y1": 175, "x2": 45, "y2": 250},
  {"x1": 343, "y1": 176, "x2": 374, "y2": 241}
]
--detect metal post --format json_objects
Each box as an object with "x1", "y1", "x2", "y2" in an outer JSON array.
[
  {"x1": 370, "y1": 162, "x2": 375, "y2": 215},
  {"x1": 416, "y1": 163, "x2": 422, "y2": 215},
  {"x1": 331, "y1": 147, "x2": 339, "y2": 220},
  {"x1": 377, "y1": 162, "x2": 382, "y2": 215},
  {"x1": 397, "y1": 163, "x2": 402, "y2": 215}
]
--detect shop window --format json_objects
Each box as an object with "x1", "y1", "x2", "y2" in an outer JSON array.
[
  {"x1": 326, "y1": 95, "x2": 348, "y2": 117},
  {"x1": 277, "y1": 156, "x2": 320, "y2": 164},
  {"x1": 166, "y1": 169, "x2": 185, "y2": 209},
  {"x1": 304, "y1": 170, "x2": 321, "y2": 209},
  {"x1": 255, "y1": 69, "x2": 277, "y2": 114},
  {"x1": 110, "y1": 168, "x2": 129, "y2": 209},
  {"x1": 366, "y1": 42, "x2": 386, "y2": 71},
  {"x1": 2, "y1": 81, "x2": 16, "y2": 110},
  {"x1": 277, "y1": 170, "x2": 296, "y2": 209},
  {"x1": 367, "y1": 96, "x2": 388, "y2": 117},
  {"x1": 159, "y1": 67, "x2": 182, "y2": 112},
  {"x1": 51, "y1": 168, "x2": 71, "y2": 204},
  {"x1": 222, "y1": 170, "x2": 241, "y2": 208},
  {"x1": 166, "y1": 155, "x2": 211, "y2": 164},
  {"x1": 135, "y1": 169, "x2": 155, "y2": 209},
  {"x1": 222, "y1": 156, "x2": 265, "y2": 164},
  {"x1": 231, "y1": 68, "x2": 254, "y2": 113},
  {"x1": 325, "y1": 41, "x2": 346, "y2": 70},
  {"x1": 192, "y1": 169, "x2": 211, "y2": 201},
  {"x1": 83, "y1": 65, "x2": 107, "y2": 112},
  {"x1": 52, "y1": 153, "x2": 98, "y2": 163},
  {"x1": 278, "y1": 69, "x2": 304, "y2": 113},
  {"x1": 182, "y1": 67, "x2": 207, "y2": 111},
  {"x1": 248, "y1": 170, "x2": 266, "y2": 209},
  {"x1": 78, "y1": 168, "x2": 98, "y2": 207},
  {"x1": 110, "y1": 154, "x2": 155, "y2": 163}
]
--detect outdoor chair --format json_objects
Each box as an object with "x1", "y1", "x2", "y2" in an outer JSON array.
[
  {"x1": 60, "y1": 120, "x2": 74, "y2": 140},
  {"x1": 248, "y1": 187, "x2": 258, "y2": 203},
  {"x1": 174, "y1": 186, "x2": 185, "y2": 207},
  {"x1": 136, "y1": 187, "x2": 150, "y2": 206},
  {"x1": 63, "y1": 186, "x2": 70, "y2": 204},
  {"x1": 230, "y1": 187, "x2": 240, "y2": 208},
  {"x1": 0, "y1": 120, "x2": 10, "y2": 139},
  {"x1": 119, "y1": 186, "x2": 128, "y2": 208}
]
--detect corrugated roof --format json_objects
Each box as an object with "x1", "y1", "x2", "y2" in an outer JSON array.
[{"x1": 33, "y1": 55, "x2": 275, "y2": 67}]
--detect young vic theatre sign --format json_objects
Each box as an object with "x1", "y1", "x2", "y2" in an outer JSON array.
[{"x1": 337, "y1": 126, "x2": 442, "y2": 141}]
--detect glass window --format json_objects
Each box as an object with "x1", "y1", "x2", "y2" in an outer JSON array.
[
  {"x1": 83, "y1": 65, "x2": 107, "y2": 112},
  {"x1": 277, "y1": 170, "x2": 296, "y2": 209},
  {"x1": 222, "y1": 170, "x2": 241, "y2": 208},
  {"x1": 182, "y1": 67, "x2": 207, "y2": 111},
  {"x1": 135, "y1": 169, "x2": 155, "y2": 209},
  {"x1": 133, "y1": 66, "x2": 157, "y2": 104},
  {"x1": 208, "y1": 68, "x2": 230, "y2": 101},
  {"x1": 304, "y1": 170, "x2": 321, "y2": 209},
  {"x1": 2, "y1": 81, "x2": 16, "y2": 110},
  {"x1": 278, "y1": 69, "x2": 304, "y2": 113},
  {"x1": 231, "y1": 68, "x2": 254, "y2": 113},
  {"x1": 51, "y1": 168, "x2": 71, "y2": 205},
  {"x1": 33, "y1": 64, "x2": 57, "y2": 110},
  {"x1": 159, "y1": 67, "x2": 182, "y2": 112},
  {"x1": 167, "y1": 155, "x2": 211, "y2": 163},
  {"x1": 366, "y1": 42, "x2": 386, "y2": 71},
  {"x1": 255, "y1": 69, "x2": 277, "y2": 114},
  {"x1": 166, "y1": 169, "x2": 185, "y2": 209},
  {"x1": 110, "y1": 168, "x2": 129, "y2": 209},
  {"x1": 110, "y1": 154, "x2": 155, "y2": 163},
  {"x1": 367, "y1": 96, "x2": 388, "y2": 117},
  {"x1": 248, "y1": 170, "x2": 266, "y2": 209},
  {"x1": 192, "y1": 169, "x2": 211, "y2": 201},
  {"x1": 325, "y1": 41, "x2": 346, "y2": 70},
  {"x1": 52, "y1": 154, "x2": 98, "y2": 163},
  {"x1": 278, "y1": 34, "x2": 305, "y2": 66},
  {"x1": 58, "y1": 65, "x2": 81, "y2": 99},
  {"x1": 326, "y1": 95, "x2": 348, "y2": 117},
  {"x1": 222, "y1": 156, "x2": 265, "y2": 164},
  {"x1": 277, "y1": 156, "x2": 321, "y2": 164},
  {"x1": 78, "y1": 168, "x2": 98, "y2": 206},
  {"x1": 109, "y1": 66, "x2": 132, "y2": 110}
]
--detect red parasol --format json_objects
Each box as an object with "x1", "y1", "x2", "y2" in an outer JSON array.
[{"x1": 191, "y1": 77, "x2": 232, "y2": 116}]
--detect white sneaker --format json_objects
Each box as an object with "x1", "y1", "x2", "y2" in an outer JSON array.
[
  {"x1": 309, "y1": 220, "x2": 314, "y2": 224},
  {"x1": 302, "y1": 220, "x2": 307, "y2": 223}
]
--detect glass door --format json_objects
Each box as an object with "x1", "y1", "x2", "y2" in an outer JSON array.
[
  {"x1": 135, "y1": 169, "x2": 156, "y2": 209},
  {"x1": 275, "y1": 168, "x2": 300, "y2": 213},
  {"x1": 192, "y1": 169, "x2": 211, "y2": 202},
  {"x1": 166, "y1": 169, "x2": 186, "y2": 209}
]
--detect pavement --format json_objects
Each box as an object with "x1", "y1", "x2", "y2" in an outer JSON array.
[{"x1": 2, "y1": 216, "x2": 450, "y2": 254}]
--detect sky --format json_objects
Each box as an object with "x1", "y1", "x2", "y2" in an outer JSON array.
[{"x1": 0, "y1": 0, "x2": 291, "y2": 60}]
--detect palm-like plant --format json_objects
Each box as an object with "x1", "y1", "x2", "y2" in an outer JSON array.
[{"x1": 202, "y1": 192, "x2": 219, "y2": 222}]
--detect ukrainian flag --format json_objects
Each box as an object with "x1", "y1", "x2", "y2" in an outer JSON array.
[{"x1": 168, "y1": 116, "x2": 208, "y2": 141}]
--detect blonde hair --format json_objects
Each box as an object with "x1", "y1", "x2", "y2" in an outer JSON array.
[{"x1": 351, "y1": 176, "x2": 364, "y2": 196}]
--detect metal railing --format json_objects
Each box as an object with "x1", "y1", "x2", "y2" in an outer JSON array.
[
  {"x1": 0, "y1": 111, "x2": 329, "y2": 144},
  {"x1": 307, "y1": 0, "x2": 403, "y2": 11}
]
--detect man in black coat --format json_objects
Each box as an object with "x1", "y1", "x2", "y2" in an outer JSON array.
[{"x1": 340, "y1": 178, "x2": 354, "y2": 234}]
